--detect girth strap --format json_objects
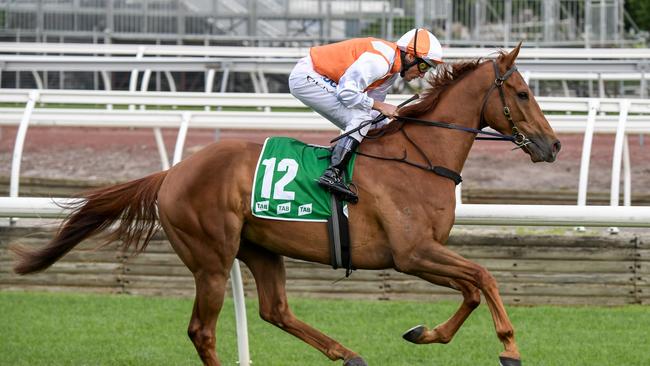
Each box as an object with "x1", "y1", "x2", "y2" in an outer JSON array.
[
  {"x1": 432, "y1": 166, "x2": 462, "y2": 185},
  {"x1": 327, "y1": 194, "x2": 353, "y2": 277}
]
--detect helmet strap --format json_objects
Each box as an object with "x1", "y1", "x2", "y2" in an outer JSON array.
[
  {"x1": 400, "y1": 28, "x2": 420, "y2": 77},
  {"x1": 399, "y1": 50, "x2": 418, "y2": 77}
]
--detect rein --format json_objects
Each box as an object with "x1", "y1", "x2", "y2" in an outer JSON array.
[
  {"x1": 355, "y1": 127, "x2": 463, "y2": 185},
  {"x1": 394, "y1": 115, "x2": 516, "y2": 142}
]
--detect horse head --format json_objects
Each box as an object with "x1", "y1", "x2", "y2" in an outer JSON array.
[{"x1": 479, "y1": 42, "x2": 561, "y2": 162}]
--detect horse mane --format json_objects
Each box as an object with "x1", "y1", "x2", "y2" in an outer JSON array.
[{"x1": 397, "y1": 51, "x2": 511, "y2": 118}]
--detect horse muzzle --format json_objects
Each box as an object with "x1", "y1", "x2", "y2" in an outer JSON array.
[{"x1": 526, "y1": 136, "x2": 561, "y2": 163}]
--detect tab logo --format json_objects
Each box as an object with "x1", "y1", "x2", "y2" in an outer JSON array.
[
  {"x1": 255, "y1": 201, "x2": 269, "y2": 212},
  {"x1": 298, "y1": 203, "x2": 312, "y2": 216},
  {"x1": 277, "y1": 202, "x2": 291, "y2": 215}
]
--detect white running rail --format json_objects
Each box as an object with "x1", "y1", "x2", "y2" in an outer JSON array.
[{"x1": 1, "y1": 90, "x2": 649, "y2": 208}]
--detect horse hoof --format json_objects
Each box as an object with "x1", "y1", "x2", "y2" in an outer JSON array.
[
  {"x1": 499, "y1": 356, "x2": 522, "y2": 366},
  {"x1": 402, "y1": 324, "x2": 425, "y2": 344},
  {"x1": 343, "y1": 356, "x2": 367, "y2": 366}
]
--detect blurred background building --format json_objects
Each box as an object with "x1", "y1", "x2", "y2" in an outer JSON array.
[
  {"x1": 0, "y1": 0, "x2": 646, "y2": 47},
  {"x1": 0, "y1": 0, "x2": 647, "y2": 94}
]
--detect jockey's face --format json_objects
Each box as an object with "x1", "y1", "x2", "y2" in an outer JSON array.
[{"x1": 403, "y1": 54, "x2": 429, "y2": 82}]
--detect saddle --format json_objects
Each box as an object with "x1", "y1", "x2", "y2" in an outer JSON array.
[{"x1": 251, "y1": 137, "x2": 355, "y2": 275}]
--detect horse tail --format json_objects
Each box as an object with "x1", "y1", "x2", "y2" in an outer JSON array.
[{"x1": 12, "y1": 171, "x2": 168, "y2": 275}]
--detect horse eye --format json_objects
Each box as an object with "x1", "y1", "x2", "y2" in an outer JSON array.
[{"x1": 517, "y1": 92, "x2": 529, "y2": 100}]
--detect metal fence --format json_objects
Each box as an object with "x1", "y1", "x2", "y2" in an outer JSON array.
[{"x1": 0, "y1": 0, "x2": 638, "y2": 47}]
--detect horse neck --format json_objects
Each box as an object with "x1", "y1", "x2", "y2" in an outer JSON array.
[{"x1": 401, "y1": 69, "x2": 488, "y2": 173}]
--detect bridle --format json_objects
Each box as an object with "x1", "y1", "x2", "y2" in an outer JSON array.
[
  {"x1": 478, "y1": 59, "x2": 531, "y2": 149},
  {"x1": 395, "y1": 59, "x2": 531, "y2": 149},
  {"x1": 352, "y1": 58, "x2": 534, "y2": 185}
]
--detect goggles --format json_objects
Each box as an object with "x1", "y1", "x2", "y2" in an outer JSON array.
[{"x1": 416, "y1": 58, "x2": 434, "y2": 73}]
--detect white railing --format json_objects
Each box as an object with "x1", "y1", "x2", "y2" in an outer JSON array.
[
  {"x1": 0, "y1": 54, "x2": 645, "y2": 76},
  {"x1": 1, "y1": 43, "x2": 648, "y2": 97},
  {"x1": 3, "y1": 42, "x2": 650, "y2": 60},
  {"x1": 1, "y1": 90, "x2": 649, "y2": 208}
]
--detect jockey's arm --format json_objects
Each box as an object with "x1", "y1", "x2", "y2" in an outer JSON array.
[
  {"x1": 336, "y1": 52, "x2": 397, "y2": 116},
  {"x1": 368, "y1": 73, "x2": 399, "y2": 118}
]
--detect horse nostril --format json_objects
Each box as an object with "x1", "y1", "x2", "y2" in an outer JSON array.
[{"x1": 552, "y1": 140, "x2": 562, "y2": 154}]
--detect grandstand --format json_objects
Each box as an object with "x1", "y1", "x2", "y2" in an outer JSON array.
[
  {"x1": 0, "y1": 0, "x2": 642, "y2": 47},
  {"x1": 0, "y1": 0, "x2": 647, "y2": 97}
]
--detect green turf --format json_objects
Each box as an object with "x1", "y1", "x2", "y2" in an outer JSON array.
[{"x1": 1, "y1": 291, "x2": 649, "y2": 365}]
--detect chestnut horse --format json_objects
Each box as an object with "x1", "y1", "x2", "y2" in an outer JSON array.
[{"x1": 12, "y1": 44, "x2": 560, "y2": 366}]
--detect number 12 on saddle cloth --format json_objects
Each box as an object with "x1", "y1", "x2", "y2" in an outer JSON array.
[{"x1": 251, "y1": 137, "x2": 356, "y2": 222}]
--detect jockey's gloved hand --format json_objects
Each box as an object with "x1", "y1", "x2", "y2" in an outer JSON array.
[{"x1": 373, "y1": 100, "x2": 397, "y2": 118}]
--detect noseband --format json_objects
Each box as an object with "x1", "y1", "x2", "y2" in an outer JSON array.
[{"x1": 479, "y1": 60, "x2": 530, "y2": 148}]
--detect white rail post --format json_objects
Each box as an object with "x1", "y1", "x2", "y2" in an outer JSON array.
[
  {"x1": 610, "y1": 99, "x2": 630, "y2": 206},
  {"x1": 577, "y1": 99, "x2": 599, "y2": 206},
  {"x1": 128, "y1": 45, "x2": 146, "y2": 111},
  {"x1": 205, "y1": 69, "x2": 216, "y2": 111},
  {"x1": 574, "y1": 99, "x2": 599, "y2": 232},
  {"x1": 219, "y1": 67, "x2": 230, "y2": 94},
  {"x1": 153, "y1": 128, "x2": 171, "y2": 171},
  {"x1": 164, "y1": 71, "x2": 177, "y2": 92},
  {"x1": 623, "y1": 136, "x2": 631, "y2": 206},
  {"x1": 172, "y1": 112, "x2": 191, "y2": 166},
  {"x1": 139, "y1": 68, "x2": 172, "y2": 170},
  {"x1": 215, "y1": 67, "x2": 231, "y2": 141},
  {"x1": 257, "y1": 69, "x2": 270, "y2": 112},
  {"x1": 100, "y1": 70, "x2": 113, "y2": 110},
  {"x1": 608, "y1": 99, "x2": 630, "y2": 234},
  {"x1": 9, "y1": 90, "x2": 40, "y2": 198},
  {"x1": 30, "y1": 70, "x2": 44, "y2": 90},
  {"x1": 230, "y1": 260, "x2": 251, "y2": 366}
]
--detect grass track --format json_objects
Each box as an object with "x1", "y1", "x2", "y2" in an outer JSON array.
[{"x1": 1, "y1": 291, "x2": 649, "y2": 365}]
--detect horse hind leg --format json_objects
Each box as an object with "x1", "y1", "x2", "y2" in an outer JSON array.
[
  {"x1": 187, "y1": 269, "x2": 232, "y2": 366},
  {"x1": 237, "y1": 241, "x2": 366, "y2": 366},
  {"x1": 159, "y1": 210, "x2": 241, "y2": 366},
  {"x1": 402, "y1": 275, "x2": 480, "y2": 345}
]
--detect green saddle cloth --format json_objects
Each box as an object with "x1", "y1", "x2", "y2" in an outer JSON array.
[{"x1": 251, "y1": 137, "x2": 356, "y2": 222}]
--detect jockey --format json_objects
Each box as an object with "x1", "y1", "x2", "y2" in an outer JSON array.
[{"x1": 288, "y1": 28, "x2": 444, "y2": 203}]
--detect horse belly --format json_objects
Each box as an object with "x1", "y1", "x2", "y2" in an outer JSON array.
[
  {"x1": 242, "y1": 219, "x2": 332, "y2": 265},
  {"x1": 241, "y1": 218, "x2": 394, "y2": 269}
]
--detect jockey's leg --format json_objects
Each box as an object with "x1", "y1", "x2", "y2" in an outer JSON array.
[
  {"x1": 317, "y1": 135, "x2": 360, "y2": 203},
  {"x1": 289, "y1": 56, "x2": 375, "y2": 203}
]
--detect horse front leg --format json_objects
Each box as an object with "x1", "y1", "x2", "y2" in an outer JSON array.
[
  {"x1": 402, "y1": 275, "x2": 480, "y2": 345},
  {"x1": 394, "y1": 241, "x2": 521, "y2": 366},
  {"x1": 237, "y1": 241, "x2": 366, "y2": 366}
]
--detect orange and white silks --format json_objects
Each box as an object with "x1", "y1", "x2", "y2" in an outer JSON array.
[
  {"x1": 308, "y1": 37, "x2": 402, "y2": 111},
  {"x1": 310, "y1": 37, "x2": 402, "y2": 91},
  {"x1": 288, "y1": 38, "x2": 402, "y2": 141}
]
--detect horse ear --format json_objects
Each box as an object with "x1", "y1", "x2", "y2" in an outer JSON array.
[{"x1": 503, "y1": 41, "x2": 523, "y2": 68}]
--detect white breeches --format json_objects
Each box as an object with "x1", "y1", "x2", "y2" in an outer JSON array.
[{"x1": 288, "y1": 56, "x2": 382, "y2": 142}]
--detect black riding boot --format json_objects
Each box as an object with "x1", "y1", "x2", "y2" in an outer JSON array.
[{"x1": 318, "y1": 136, "x2": 360, "y2": 203}]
